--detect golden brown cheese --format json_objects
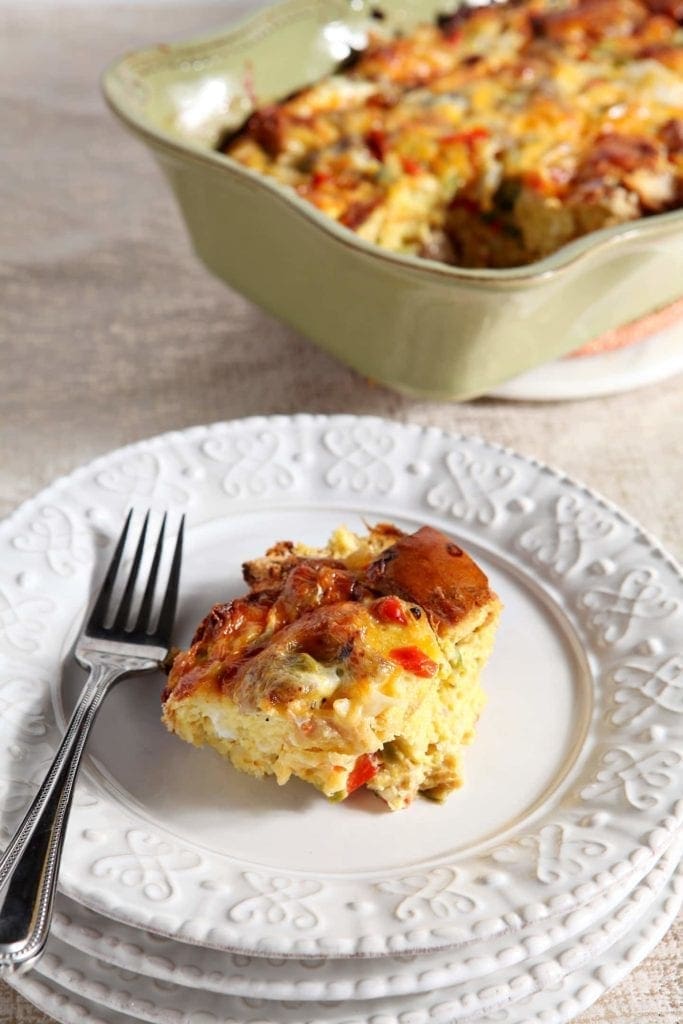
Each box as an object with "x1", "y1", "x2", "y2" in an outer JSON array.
[
  {"x1": 221, "y1": 0, "x2": 683, "y2": 267},
  {"x1": 163, "y1": 525, "x2": 501, "y2": 810}
]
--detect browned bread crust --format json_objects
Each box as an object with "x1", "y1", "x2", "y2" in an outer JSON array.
[{"x1": 363, "y1": 526, "x2": 494, "y2": 636}]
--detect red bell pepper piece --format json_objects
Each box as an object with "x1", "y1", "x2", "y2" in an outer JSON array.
[
  {"x1": 442, "y1": 127, "x2": 489, "y2": 148},
  {"x1": 389, "y1": 646, "x2": 439, "y2": 677},
  {"x1": 373, "y1": 596, "x2": 409, "y2": 625},
  {"x1": 347, "y1": 753, "x2": 380, "y2": 793},
  {"x1": 401, "y1": 156, "x2": 421, "y2": 175}
]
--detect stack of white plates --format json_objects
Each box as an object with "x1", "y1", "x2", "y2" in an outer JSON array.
[{"x1": 1, "y1": 415, "x2": 681, "y2": 1024}]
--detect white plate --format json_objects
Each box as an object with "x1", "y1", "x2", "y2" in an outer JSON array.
[
  {"x1": 0, "y1": 416, "x2": 681, "y2": 958},
  {"x1": 11, "y1": 849, "x2": 682, "y2": 1024},
  {"x1": 489, "y1": 317, "x2": 683, "y2": 401},
  {"x1": 48, "y1": 848, "x2": 669, "y2": 1001}
]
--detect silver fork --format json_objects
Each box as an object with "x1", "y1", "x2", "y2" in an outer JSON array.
[{"x1": 0, "y1": 509, "x2": 184, "y2": 974}]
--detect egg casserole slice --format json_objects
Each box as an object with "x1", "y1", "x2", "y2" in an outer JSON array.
[
  {"x1": 222, "y1": 0, "x2": 683, "y2": 268},
  {"x1": 162, "y1": 525, "x2": 501, "y2": 810}
]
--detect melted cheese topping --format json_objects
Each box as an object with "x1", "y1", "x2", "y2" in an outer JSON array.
[{"x1": 223, "y1": 0, "x2": 683, "y2": 267}]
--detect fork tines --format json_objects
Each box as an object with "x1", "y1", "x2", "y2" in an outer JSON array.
[{"x1": 86, "y1": 510, "x2": 184, "y2": 646}]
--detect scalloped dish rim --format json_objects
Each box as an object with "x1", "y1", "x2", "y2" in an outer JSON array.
[{"x1": 101, "y1": 0, "x2": 683, "y2": 287}]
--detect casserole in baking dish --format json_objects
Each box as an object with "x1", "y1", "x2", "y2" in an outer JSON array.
[
  {"x1": 103, "y1": 0, "x2": 683, "y2": 399},
  {"x1": 223, "y1": 0, "x2": 683, "y2": 270}
]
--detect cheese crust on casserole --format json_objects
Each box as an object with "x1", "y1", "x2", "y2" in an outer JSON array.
[
  {"x1": 162, "y1": 525, "x2": 501, "y2": 810},
  {"x1": 222, "y1": 0, "x2": 683, "y2": 267}
]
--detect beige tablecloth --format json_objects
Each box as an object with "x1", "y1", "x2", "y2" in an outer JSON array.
[{"x1": 1, "y1": 3, "x2": 681, "y2": 1021}]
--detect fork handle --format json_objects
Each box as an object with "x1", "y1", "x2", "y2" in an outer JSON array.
[{"x1": 0, "y1": 663, "x2": 120, "y2": 973}]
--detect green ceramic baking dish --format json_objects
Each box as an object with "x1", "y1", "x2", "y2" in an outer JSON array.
[{"x1": 102, "y1": 0, "x2": 683, "y2": 400}]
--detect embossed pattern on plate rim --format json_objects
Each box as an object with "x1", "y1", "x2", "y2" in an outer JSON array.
[
  {"x1": 44, "y1": 841, "x2": 675, "y2": 1000},
  {"x1": 0, "y1": 415, "x2": 681, "y2": 958},
  {"x1": 26, "y1": 845, "x2": 683, "y2": 1024},
  {"x1": 6, "y1": 852, "x2": 682, "y2": 1024}
]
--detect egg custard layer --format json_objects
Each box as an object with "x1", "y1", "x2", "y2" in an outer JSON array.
[
  {"x1": 162, "y1": 525, "x2": 501, "y2": 810},
  {"x1": 223, "y1": 0, "x2": 683, "y2": 268}
]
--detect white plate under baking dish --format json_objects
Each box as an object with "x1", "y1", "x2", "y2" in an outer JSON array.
[
  {"x1": 0, "y1": 416, "x2": 681, "y2": 958},
  {"x1": 490, "y1": 315, "x2": 683, "y2": 401}
]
